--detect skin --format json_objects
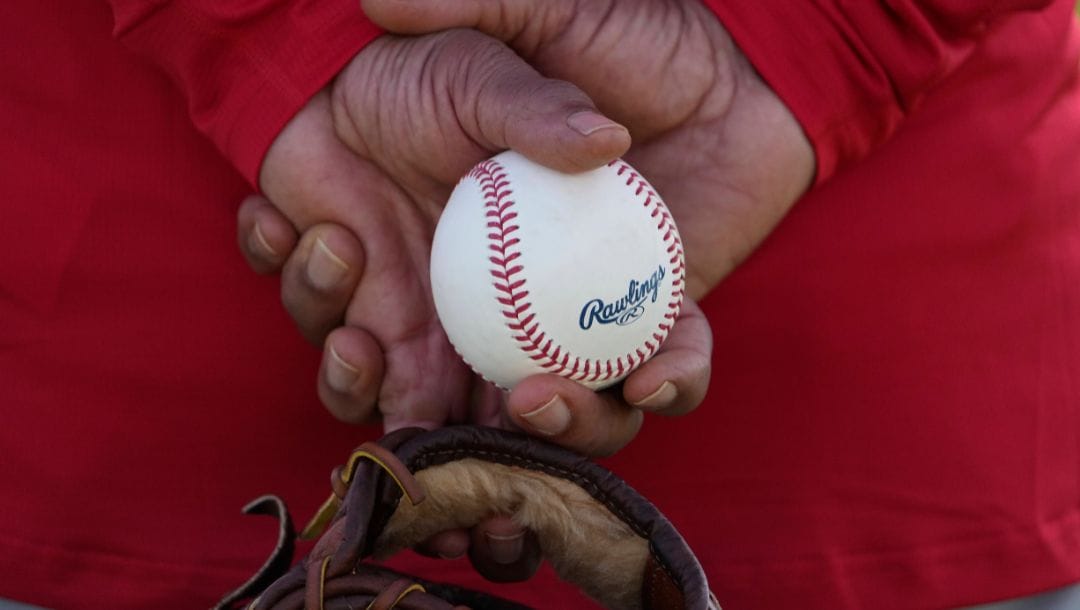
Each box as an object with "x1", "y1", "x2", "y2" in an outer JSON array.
[
  {"x1": 254, "y1": 28, "x2": 636, "y2": 437},
  {"x1": 242, "y1": 0, "x2": 815, "y2": 576},
  {"x1": 360, "y1": 0, "x2": 816, "y2": 298},
  {"x1": 245, "y1": 24, "x2": 724, "y2": 455}
]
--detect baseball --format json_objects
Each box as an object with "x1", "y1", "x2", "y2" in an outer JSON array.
[{"x1": 430, "y1": 151, "x2": 685, "y2": 390}]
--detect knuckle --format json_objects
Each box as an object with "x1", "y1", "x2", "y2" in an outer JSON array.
[
  {"x1": 281, "y1": 289, "x2": 332, "y2": 344},
  {"x1": 318, "y1": 386, "x2": 377, "y2": 425}
]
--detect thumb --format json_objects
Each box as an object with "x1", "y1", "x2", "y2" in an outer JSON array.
[{"x1": 438, "y1": 30, "x2": 629, "y2": 172}]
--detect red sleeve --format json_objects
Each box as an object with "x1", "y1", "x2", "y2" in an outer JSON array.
[
  {"x1": 699, "y1": 0, "x2": 1055, "y2": 183},
  {"x1": 107, "y1": 1, "x2": 383, "y2": 187}
]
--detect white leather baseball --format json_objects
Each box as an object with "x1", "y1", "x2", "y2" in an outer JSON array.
[{"x1": 430, "y1": 151, "x2": 685, "y2": 390}]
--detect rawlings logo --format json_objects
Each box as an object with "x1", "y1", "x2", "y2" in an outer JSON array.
[{"x1": 579, "y1": 265, "x2": 667, "y2": 330}]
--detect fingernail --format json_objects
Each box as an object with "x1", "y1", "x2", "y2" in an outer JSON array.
[
  {"x1": 306, "y1": 238, "x2": 349, "y2": 291},
  {"x1": 249, "y1": 222, "x2": 278, "y2": 258},
  {"x1": 326, "y1": 345, "x2": 359, "y2": 393},
  {"x1": 566, "y1": 110, "x2": 625, "y2": 137},
  {"x1": 437, "y1": 548, "x2": 466, "y2": 560},
  {"x1": 520, "y1": 395, "x2": 571, "y2": 436},
  {"x1": 633, "y1": 381, "x2": 678, "y2": 410},
  {"x1": 485, "y1": 531, "x2": 525, "y2": 565}
]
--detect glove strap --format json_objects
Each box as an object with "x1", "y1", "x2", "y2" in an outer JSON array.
[{"x1": 301, "y1": 441, "x2": 427, "y2": 541}]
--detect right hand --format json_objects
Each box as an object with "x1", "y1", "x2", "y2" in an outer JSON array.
[{"x1": 361, "y1": 0, "x2": 818, "y2": 301}]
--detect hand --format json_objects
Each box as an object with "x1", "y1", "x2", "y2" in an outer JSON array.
[
  {"x1": 361, "y1": 0, "x2": 817, "y2": 298},
  {"x1": 255, "y1": 28, "x2": 632, "y2": 434}
]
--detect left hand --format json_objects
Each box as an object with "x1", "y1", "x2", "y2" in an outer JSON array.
[{"x1": 254, "y1": 28, "x2": 639, "y2": 437}]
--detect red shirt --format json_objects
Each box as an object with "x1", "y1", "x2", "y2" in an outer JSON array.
[{"x1": 1, "y1": 1, "x2": 1078, "y2": 609}]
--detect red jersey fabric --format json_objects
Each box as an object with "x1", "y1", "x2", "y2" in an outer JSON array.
[
  {"x1": 687, "y1": 1, "x2": 1080, "y2": 607},
  {"x1": 1, "y1": 1, "x2": 1078, "y2": 609},
  {"x1": 0, "y1": 1, "x2": 383, "y2": 608}
]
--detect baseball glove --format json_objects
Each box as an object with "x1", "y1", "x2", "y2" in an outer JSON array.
[{"x1": 217, "y1": 425, "x2": 718, "y2": 610}]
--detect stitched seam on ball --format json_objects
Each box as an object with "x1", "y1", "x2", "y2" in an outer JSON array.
[
  {"x1": 611, "y1": 159, "x2": 686, "y2": 360},
  {"x1": 473, "y1": 159, "x2": 685, "y2": 385}
]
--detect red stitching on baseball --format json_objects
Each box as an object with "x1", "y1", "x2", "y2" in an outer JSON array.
[{"x1": 471, "y1": 159, "x2": 685, "y2": 386}]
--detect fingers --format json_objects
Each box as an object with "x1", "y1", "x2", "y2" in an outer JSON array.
[
  {"x1": 620, "y1": 299, "x2": 713, "y2": 417},
  {"x1": 506, "y1": 300, "x2": 712, "y2": 456},
  {"x1": 317, "y1": 326, "x2": 385, "y2": 424},
  {"x1": 238, "y1": 190, "x2": 388, "y2": 424},
  {"x1": 468, "y1": 515, "x2": 541, "y2": 583},
  {"x1": 238, "y1": 196, "x2": 368, "y2": 349},
  {"x1": 436, "y1": 30, "x2": 630, "y2": 173},
  {"x1": 236, "y1": 195, "x2": 298, "y2": 274},
  {"x1": 507, "y1": 376, "x2": 644, "y2": 457},
  {"x1": 415, "y1": 528, "x2": 470, "y2": 560},
  {"x1": 360, "y1": 4, "x2": 628, "y2": 171},
  {"x1": 417, "y1": 517, "x2": 539, "y2": 583},
  {"x1": 237, "y1": 191, "x2": 385, "y2": 423},
  {"x1": 279, "y1": 224, "x2": 365, "y2": 345}
]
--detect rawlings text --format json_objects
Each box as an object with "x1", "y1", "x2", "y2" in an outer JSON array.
[{"x1": 579, "y1": 265, "x2": 667, "y2": 330}]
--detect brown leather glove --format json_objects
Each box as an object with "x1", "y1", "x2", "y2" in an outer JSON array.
[{"x1": 217, "y1": 426, "x2": 719, "y2": 610}]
